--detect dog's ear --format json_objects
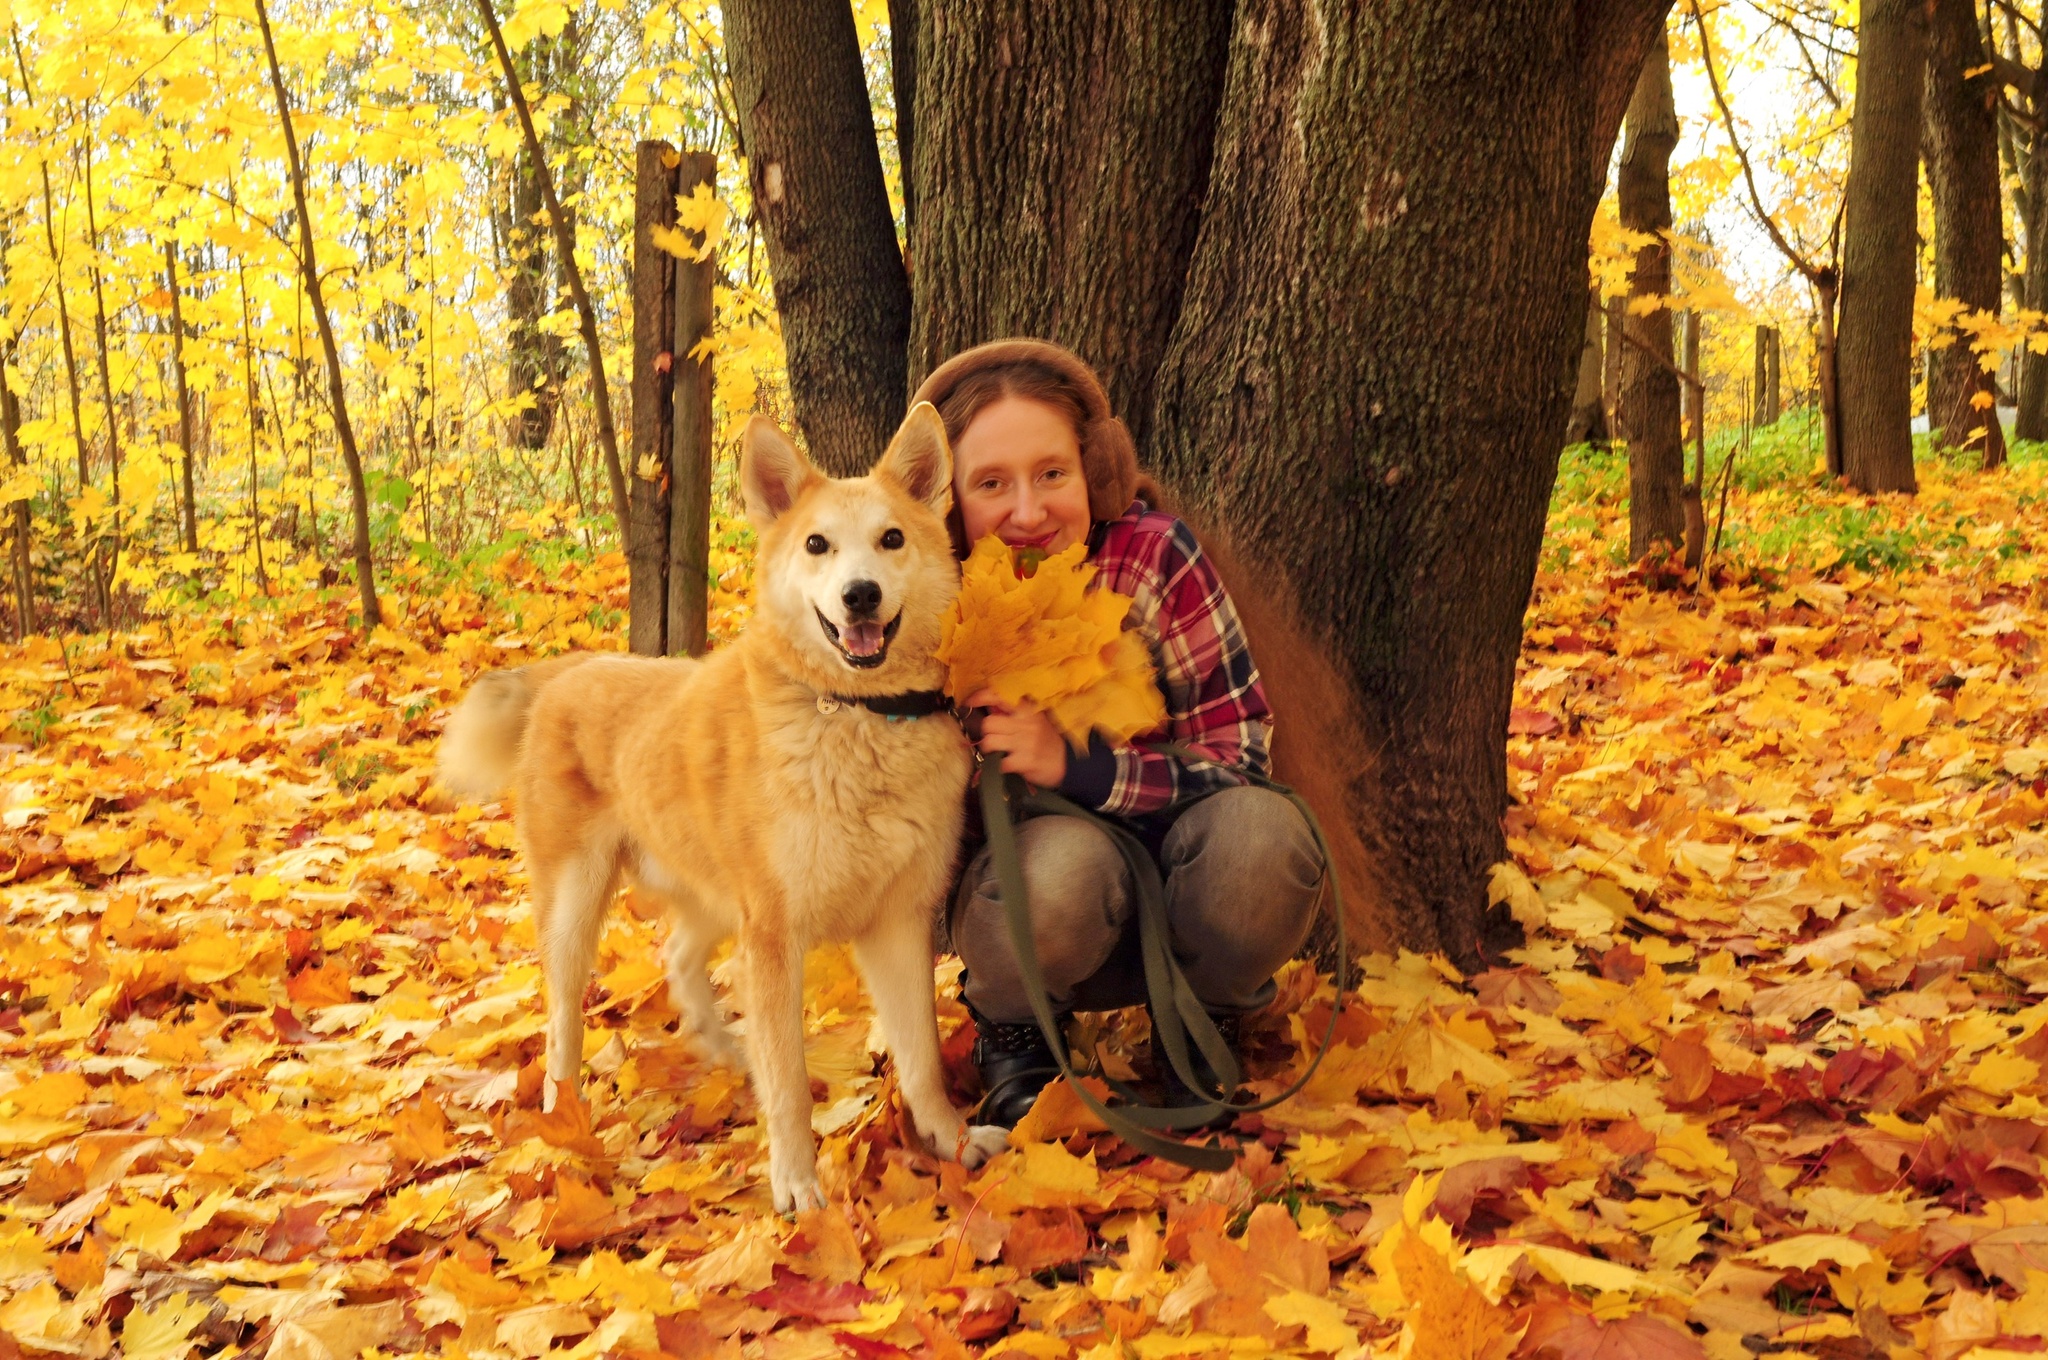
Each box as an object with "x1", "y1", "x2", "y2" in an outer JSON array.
[
  {"x1": 875, "y1": 402, "x2": 953, "y2": 515},
  {"x1": 741, "y1": 416, "x2": 821, "y2": 527}
]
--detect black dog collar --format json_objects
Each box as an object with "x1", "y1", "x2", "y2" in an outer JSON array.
[{"x1": 815, "y1": 689, "x2": 952, "y2": 720}]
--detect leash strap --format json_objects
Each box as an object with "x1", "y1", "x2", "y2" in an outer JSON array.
[{"x1": 978, "y1": 758, "x2": 1348, "y2": 1170}]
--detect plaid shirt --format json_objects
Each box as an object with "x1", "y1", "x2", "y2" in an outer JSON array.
[{"x1": 1057, "y1": 501, "x2": 1272, "y2": 818}]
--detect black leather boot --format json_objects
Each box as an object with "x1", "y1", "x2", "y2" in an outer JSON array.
[
  {"x1": 1151, "y1": 1006, "x2": 1244, "y2": 1114},
  {"x1": 968, "y1": 1004, "x2": 1067, "y2": 1128}
]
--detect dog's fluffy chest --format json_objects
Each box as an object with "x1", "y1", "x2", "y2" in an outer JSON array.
[{"x1": 759, "y1": 703, "x2": 970, "y2": 907}]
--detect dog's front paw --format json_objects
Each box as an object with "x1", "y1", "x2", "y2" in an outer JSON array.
[
  {"x1": 770, "y1": 1157, "x2": 827, "y2": 1215},
  {"x1": 959, "y1": 1123, "x2": 1009, "y2": 1169}
]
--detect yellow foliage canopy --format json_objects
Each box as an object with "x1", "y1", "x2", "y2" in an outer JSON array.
[{"x1": 936, "y1": 537, "x2": 1166, "y2": 750}]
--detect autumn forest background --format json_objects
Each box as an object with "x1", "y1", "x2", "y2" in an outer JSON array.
[{"x1": 6, "y1": 1, "x2": 2048, "y2": 1359}]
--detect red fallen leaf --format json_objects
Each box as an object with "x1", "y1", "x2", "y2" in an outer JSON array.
[
  {"x1": 269, "y1": 1006, "x2": 319, "y2": 1045},
  {"x1": 654, "y1": 1315, "x2": 740, "y2": 1360},
  {"x1": 1432, "y1": 1156, "x2": 1530, "y2": 1235},
  {"x1": 832, "y1": 1335, "x2": 914, "y2": 1360},
  {"x1": 954, "y1": 1287, "x2": 1018, "y2": 1342},
  {"x1": 1519, "y1": 1301, "x2": 1709, "y2": 1358},
  {"x1": 1659, "y1": 1029, "x2": 1714, "y2": 1108},
  {"x1": 1597, "y1": 943, "x2": 1645, "y2": 983},
  {"x1": 1822, "y1": 1046, "x2": 1904, "y2": 1108},
  {"x1": 745, "y1": 1265, "x2": 873, "y2": 1323},
  {"x1": 259, "y1": 1200, "x2": 330, "y2": 1263},
  {"x1": 1002, "y1": 1207, "x2": 1089, "y2": 1273},
  {"x1": 1507, "y1": 706, "x2": 1561, "y2": 736}
]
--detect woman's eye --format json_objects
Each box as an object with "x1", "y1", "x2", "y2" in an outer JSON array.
[
  {"x1": 880, "y1": 528, "x2": 905, "y2": 550},
  {"x1": 805, "y1": 534, "x2": 829, "y2": 555},
  {"x1": 1043, "y1": 468, "x2": 1065, "y2": 482}
]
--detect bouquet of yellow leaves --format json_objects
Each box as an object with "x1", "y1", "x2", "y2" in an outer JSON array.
[{"x1": 937, "y1": 536, "x2": 1167, "y2": 750}]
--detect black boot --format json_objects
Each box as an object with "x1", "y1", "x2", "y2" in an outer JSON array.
[
  {"x1": 1151, "y1": 1006, "x2": 1244, "y2": 1114},
  {"x1": 968, "y1": 1004, "x2": 1066, "y2": 1129}
]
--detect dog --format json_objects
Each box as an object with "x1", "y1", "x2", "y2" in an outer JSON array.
[{"x1": 437, "y1": 403, "x2": 1006, "y2": 1211}]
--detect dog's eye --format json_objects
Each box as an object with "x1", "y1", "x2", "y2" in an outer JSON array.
[
  {"x1": 805, "y1": 534, "x2": 829, "y2": 555},
  {"x1": 880, "y1": 528, "x2": 904, "y2": 550}
]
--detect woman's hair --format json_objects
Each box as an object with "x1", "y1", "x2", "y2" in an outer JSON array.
[
  {"x1": 932, "y1": 360, "x2": 1091, "y2": 458},
  {"x1": 911, "y1": 339, "x2": 1145, "y2": 527}
]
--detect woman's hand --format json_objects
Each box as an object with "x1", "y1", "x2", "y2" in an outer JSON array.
[{"x1": 969, "y1": 689, "x2": 1069, "y2": 788}]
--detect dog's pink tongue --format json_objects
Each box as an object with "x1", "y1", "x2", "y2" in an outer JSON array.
[{"x1": 842, "y1": 619, "x2": 887, "y2": 656}]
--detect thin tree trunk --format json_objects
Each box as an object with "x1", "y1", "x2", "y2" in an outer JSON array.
[
  {"x1": 255, "y1": 0, "x2": 379, "y2": 626},
  {"x1": 476, "y1": 0, "x2": 628, "y2": 530},
  {"x1": 1923, "y1": 0, "x2": 2007, "y2": 467},
  {"x1": 1767, "y1": 326, "x2": 1782, "y2": 419},
  {"x1": 887, "y1": 0, "x2": 917, "y2": 237},
  {"x1": 81, "y1": 144, "x2": 123, "y2": 614},
  {"x1": 238, "y1": 265, "x2": 267, "y2": 595},
  {"x1": 1837, "y1": 0, "x2": 1930, "y2": 494},
  {"x1": 1754, "y1": 325, "x2": 1772, "y2": 426},
  {"x1": 1618, "y1": 31, "x2": 1685, "y2": 559},
  {"x1": 1565, "y1": 287, "x2": 1608, "y2": 444},
  {"x1": 1148, "y1": 0, "x2": 1671, "y2": 965},
  {"x1": 2018, "y1": 99, "x2": 2048, "y2": 439},
  {"x1": 2, "y1": 327, "x2": 31, "y2": 638},
  {"x1": 723, "y1": 0, "x2": 909, "y2": 475},
  {"x1": 166, "y1": 243, "x2": 198, "y2": 553},
  {"x1": 905, "y1": 0, "x2": 1234, "y2": 450},
  {"x1": 1603, "y1": 292, "x2": 1625, "y2": 438}
]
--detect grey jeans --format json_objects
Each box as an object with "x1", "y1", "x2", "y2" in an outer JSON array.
[{"x1": 950, "y1": 785, "x2": 1322, "y2": 1022}]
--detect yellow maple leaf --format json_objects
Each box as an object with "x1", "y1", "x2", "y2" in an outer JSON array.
[
  {"x1": 937, "y1": 536, "x2": 1166, "y2": 749},
  {"x1": 120, "y1": 1291, "x2": 212, "y2": 1360}
]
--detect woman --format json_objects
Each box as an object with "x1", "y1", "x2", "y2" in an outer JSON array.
[{"x1": 911, "y1": 339, "x2": 1324, "y2": 1128}]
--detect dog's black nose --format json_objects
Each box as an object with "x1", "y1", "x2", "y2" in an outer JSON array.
[{"x1": 842, "y1": 579, "x2": 883, "y2": 617}]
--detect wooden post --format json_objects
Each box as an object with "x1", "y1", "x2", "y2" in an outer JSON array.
[
  {"x1": 668, "y1": 152, "x2": 717, "y2": 658},
  {"x1": 628, "y1": 142, "x2": 680, "y2": 656}
]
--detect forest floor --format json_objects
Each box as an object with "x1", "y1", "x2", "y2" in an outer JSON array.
[{"x1": 3, "y1": 420, "x2": 2048, "y2": 1359}]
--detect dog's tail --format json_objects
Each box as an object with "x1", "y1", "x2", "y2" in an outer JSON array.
[{"x1": 437, "y1": 654, "x2": 595, "y2": 799}]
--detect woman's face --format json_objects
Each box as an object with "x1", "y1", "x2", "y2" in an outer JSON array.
[{"x1": 952, "y1": 396, "x2": 1093, "y2": 556}]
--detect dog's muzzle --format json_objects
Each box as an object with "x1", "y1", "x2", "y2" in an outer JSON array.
[{"x1": 817, "y1": 608, "x2": 901, "y2": 669}]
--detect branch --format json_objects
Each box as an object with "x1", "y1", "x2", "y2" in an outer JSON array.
[
  {"x1": 1993, "y1": 0, "x2": 2042, "y2": 42},
  {"x1": 1991, "y1": 50, "x2": 2037, "y2": 101},
  {"x1": 1693, "y1": 0, "x2": 1826, "y2": 282}
]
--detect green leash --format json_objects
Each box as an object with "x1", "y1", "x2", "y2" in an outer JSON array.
[{"x1": 977, "y1": 759, "x2": 1349, "y2": 1171}]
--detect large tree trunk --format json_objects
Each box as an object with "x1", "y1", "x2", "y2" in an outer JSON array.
[
  {"x1": 1923, "y1": 0, "x2": 2007, "y2": 468},
  {"x1": 1147, "y1": 0, "x2": 1669, "y2": 966},
  {"x1": 1837, "y1": 0, "x2": 1930, "y2": 494},
  {"x1": 904, "y1": 0, "x2": 1233, "y2": 449},
  {"x1": 1565, "y1": 288, "x2": 1608, "y2": 444},
  {"x1": 724, "y1": 0, "x2": 908, "y2": 476},
  {"x1": 1618, "y1": 32, "x2": 1684, "y2": 559}
]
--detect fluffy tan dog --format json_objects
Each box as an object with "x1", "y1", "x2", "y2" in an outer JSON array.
[{"x1": 438, "y1": 404, "x2": 1005, "y2": 1211}]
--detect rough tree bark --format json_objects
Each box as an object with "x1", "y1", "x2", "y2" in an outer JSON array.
[
  {"x1": 887, "y1": 0, "x2": 917, "y2": 235},
  {"x1": 1565, "y1": 288, "x2": 1609, "y2": 444},
  {"x1": 724, "y1": 0, "x2": 908, "y2": 476},
  {"x1": 1618, "y1": 31, "x2": 1685, "y2": 559},
  {"x1": 1837, "y1": 0, "x2": 1930, "y2": 493},
  {"x1": 1922, "y1": 0, "x2": 2006, "y2": 467},
  {"x1": 255, "y1": 0, "x2": 380, "y2": 628},
  {"x1": 761, "y1": 0, "x2": 1667, "y2": 963},
  {"x1": 904, "y1": 0, "x2": 1234, "y2": 449},
  {"x1": 1147, "y1": 0, "x2": 1671, "y2": 964}
]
